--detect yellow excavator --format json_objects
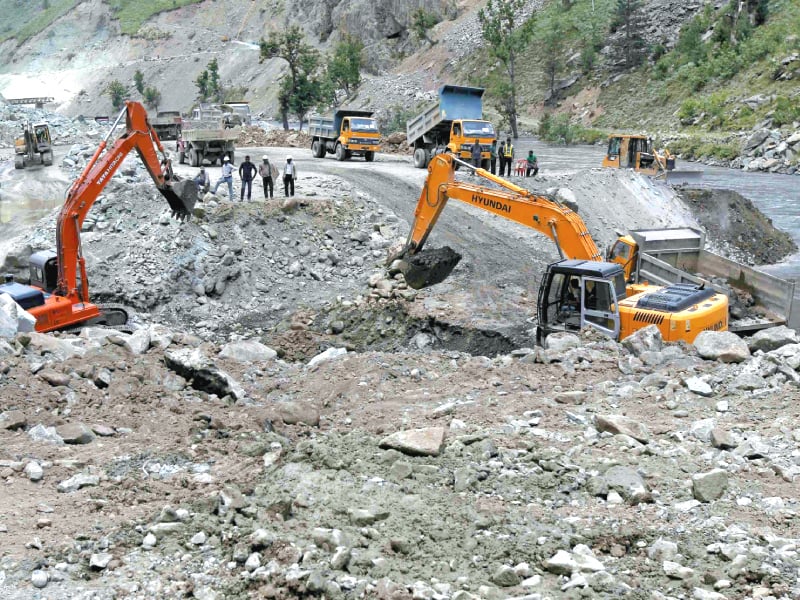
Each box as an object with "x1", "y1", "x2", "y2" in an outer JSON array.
[
  {"x1": 602, "y1": 134, "x2": 702, "y2": 184},
  {"x1": 389, "y1": 153, "x2": 728, "y2": 344}
]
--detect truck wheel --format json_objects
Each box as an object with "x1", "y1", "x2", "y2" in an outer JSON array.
[
  {"x1": 197, "y1": 151, "x2": 204, "y2": 167},
  {"x1": 14, "y1": 155, "x2": 24, "y2": 169},
  {"x1": 312, "y1": 140, "x2": 322, "y2": 158},
  {"x1": 43, "y1": 151, "x2": 53, "y2": 166},
  {"x1": 179, "y1": 151, "x2": 186, "y2": 165},
  {"x1": 480, "y1": 159, "x2": 490, "y2": 171},
  {"x1": 189, "y1": 148, "x2": 199, "y2": 167},
  {"x1": 228, "y1": 152, "x2": 235, "y2": 164},
  {"x1": 364, "y1": 151, "x2": 375, "y2": 162},
  {"x1": 413, "y1": 147, "x2": 429, "y2": 169},
  {"x1": 335, "y1": 144, "x2": 346, "y2": 161}
]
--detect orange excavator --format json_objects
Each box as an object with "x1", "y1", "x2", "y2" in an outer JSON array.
[
  {"x1": 389, "y1": 153, "x2": 728, "y2": 344},
  {"x1": 0, "y1": 101, "x2": 197, "y2": 332}
]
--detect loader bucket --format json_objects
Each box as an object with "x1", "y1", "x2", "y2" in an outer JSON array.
[
  {"x1": 159, "y1": 177, "x2": 197, "y2": 220},
  {"x1": 398, "y1": 246, "x2": 462, "y2": 289},
  {"x1": 665, "y1": 169, "x2": 704, "y2": 186}
]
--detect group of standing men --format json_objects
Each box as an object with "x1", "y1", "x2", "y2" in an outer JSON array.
[
  {"x1": 472, "y1": 136, "x2": 538, "y2": 178},
  {"x1": 193, "y1": 154, "x2": 298, "y2": 202}
]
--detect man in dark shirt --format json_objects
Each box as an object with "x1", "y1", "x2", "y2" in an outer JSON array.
[{"x1": 238, "y1": 155, "x2": 257, "y2": 201}]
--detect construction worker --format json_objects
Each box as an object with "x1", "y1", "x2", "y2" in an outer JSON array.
[
  {"x1": 502, "y1": 137, "x2": 514, "y2": 177},
  {"x1": 498, "y1": 140, "x2": 507, "y2": 177},
  {"x1": 194, "y1": 167, "x2": 210, "y2": 194},
  {"x1": 238, "y1": 154, "x2": 257, "y2": 201},
  {"x1": 258, "y1": 155, "x2": 275, "y2": 199},
  {"x1": 489, "y1": 140, "x2": 498, "y2": 175},
  {"x1": 283, "y1": 155, "x2": 297, "y2": 197},
  {"x1": 470, "y1": 138, "x2": 482, "y2": 170},
  {"x1": 213, "y1": 155, "x2": 234, "y2": 202}
]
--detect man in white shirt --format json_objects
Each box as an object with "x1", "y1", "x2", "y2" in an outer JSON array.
[
  {"x1": 213, "y1": 155, "x2": 235, "y2": 202},
  {"x1": 283, "y1": 155, "x2": 298, "y2": 197}
]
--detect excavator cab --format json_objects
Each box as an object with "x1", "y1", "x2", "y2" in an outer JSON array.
[
  {"x1": 607, "y1": 236, "x2": 638, "y2": 281},
  {"x1": 536, "y1": 260, "x2": 626, "y2": 344}
]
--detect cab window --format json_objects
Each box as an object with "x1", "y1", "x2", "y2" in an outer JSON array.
[
  {"x1": 609, "y1": 241, "x2": 631, "y2": 261},
  {"x1": 607, "y1": 137, "x2": 620, "y2": 158}
]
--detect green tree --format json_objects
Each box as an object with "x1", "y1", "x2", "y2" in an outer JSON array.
[
  {"x1": 195, "y1": 69, "x2": 209, "y2": 101},
  {"x1": 208, "y1": 58, "x2": 221, "y2": 102},
  {"x1": 327, "y1": 34, "x2": 364, "y2": 97},
  {"x1": 612, "y1": 0, "x2": 646, "y2": 68},
  {"x1": 478, "y1": 0, "x2": 535, "y2": 139},
  {"x1": 260, "y1": 26, "x2": 322, "y2": 129},
  {"x1": 106, "y1": 80, "x2": 127, "y2": 111},
  {"x1": 143, "y1": 86, "x2": 161, "y2": 110},
  {"x1": 540, "y1": 16, "x2": 565, "y2": 106},
  {"x1": 411, "y1": 9, "x2": 440, "y2": 45},
  {"x1": 133, "y1": 69, "x2": 145, "y2": 95}
]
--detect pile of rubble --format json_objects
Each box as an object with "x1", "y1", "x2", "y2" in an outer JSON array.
[
  {"x1": 732, "y1": 128, "x2": 800, "y2": 175},
  {"x1": 235, "y1": 126, "x2": 311, "y2": 149},
  {"x1": 0, "y1": 102, "x2": 104, "y2": 149},
  {"x1": 380, "y1": 131, "x2": 410, "y2": 155},
  {"x1": 1, "y1": 318, "x2": 799, "y2": 599}
]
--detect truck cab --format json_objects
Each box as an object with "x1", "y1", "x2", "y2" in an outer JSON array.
[{"x1": 448, "y1": 119, "x2": 496, "y2": 166}]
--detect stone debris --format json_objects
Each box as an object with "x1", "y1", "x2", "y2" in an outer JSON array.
[
  {"x1": 379, "y1": 427, "x2": 446, "y2": 456},
  {"x1": 693, "y1": 330, "x2": 751, "y2": 363}
]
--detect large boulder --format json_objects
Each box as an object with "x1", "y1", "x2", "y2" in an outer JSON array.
[
  {"x1": 379, "y1": 427, "x2": 446, "y2": 457},
  {"x1": 747, "y1": 325, "x2": 798, "y2": 353},
  {"x1": 219, "y1": 339, "x2": 277, "y2": 363},
  {"x1": 164, "y1": 348, "x2": 245, "y2": 400},
  {"x1": 0, "y1": 294, "x2": 36, "y2": 338},
  {"x1": 621, "y1": 325, "x2": 662, "y2": 357},
  {"x1": 693, "y1": 331, "x2": 750, "y2": 363}
]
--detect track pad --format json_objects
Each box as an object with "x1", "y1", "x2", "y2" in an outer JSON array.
[{"x1": 399, "y1": 246, "x2": 462, "y2": 289}]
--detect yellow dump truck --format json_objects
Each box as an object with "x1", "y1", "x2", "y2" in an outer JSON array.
[
  {"x1": 309, "y1": 109, "x2": 381, "y2": 162},
  {"x1": 406, "y1": 85, "x2": 496, "y2": 169}
]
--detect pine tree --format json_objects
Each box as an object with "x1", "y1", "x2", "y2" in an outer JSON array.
[{"x1": 612, "y1": 0, "x2": 646, "y2": 68}]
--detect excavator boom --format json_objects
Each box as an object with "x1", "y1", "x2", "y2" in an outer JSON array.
[
  {"x1": 391, "y1": 153, "x2": 601, "y2": 288},
  {"x1": 0, "y1": 101, "x2": 197, "y2": 332},
  {"x1": 390, "y1": 152, "x2": 728, "y2": 344}
]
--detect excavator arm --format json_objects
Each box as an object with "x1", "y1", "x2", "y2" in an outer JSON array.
[
  {"x1": 55, "y1": 100, "x2": 196, "y2": 301},
  {"x1": 391, "y1": 153, "x2": 602, "y2": 288}
]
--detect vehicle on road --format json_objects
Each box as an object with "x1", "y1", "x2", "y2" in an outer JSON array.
[
  {"x1": 407, "y1": 85, "x2": 496, "y2": 169},
  {"x1": 150, "y1": 110, "x2": 183, "y2": 141},
  {"x1": 602, "y1": 134, "x2": 702, "y2": 183},
  {"x1": 14, "y1": 122, "x2": 53, "y2": 169},
  {"x1": 310, "y1": 109, "x2": 381, "y2": 162}
]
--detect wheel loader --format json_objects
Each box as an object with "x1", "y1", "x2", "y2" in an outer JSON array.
[
  {"x1": 14, "y1": 122, "x2": 54, "y2": 169},
  {"x1": 601, "y1": 134, "x2": 702, "y2": 184},
  {"x1": 388, "y1": 153, "x2": 728, "y2": 344},
  {"x1": 0, "y1": 101, "x2": 197, "y2": 332}
]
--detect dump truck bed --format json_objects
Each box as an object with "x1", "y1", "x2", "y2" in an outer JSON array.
[
  {"x1": 406, "y1": 85, "x2": 485, "y2": 144},
  {"x1": 181, "y1": 127, "x2": 238, "y2": 141},
  {"x1": 630, "y1": 228, "x2": 795, "y2": 332}
]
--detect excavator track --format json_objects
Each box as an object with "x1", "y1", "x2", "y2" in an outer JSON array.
[{"x1": 60, "y1": 305, "x2": 132, "y2": 335}]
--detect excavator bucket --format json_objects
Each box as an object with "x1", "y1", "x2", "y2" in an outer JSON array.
[
  {"x1": 159, "y1": 178, "x2": 197, "y2": 220},
  {"x1": 397, "y1": 246, "x2": 462, "y2": 290}
]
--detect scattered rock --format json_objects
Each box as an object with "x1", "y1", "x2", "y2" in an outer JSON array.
[
  {"x1": 379, "y1": 427, "x2": 446, "y2": 457},
  {"x1": 279, "y1": 401, "x2": 320, "y2": 427},
  {"x1": 55, "y1": 422, "x2": 95, "y2": 445},
  {"x1": 694, "y1": 331, "x2": 750, "y2": 363},
  {"x1": 595, "y1": 414, "x2": 650, "y2": 443},
  {"x1": 219, "y1": 339, "x2": 277, "y2": 362},
  {"x1": 692, "y1": 469, "x2": 729, "y2": 502},
  {"x1": 748, "y1": 325, "x2": 798, "y2": 352}
]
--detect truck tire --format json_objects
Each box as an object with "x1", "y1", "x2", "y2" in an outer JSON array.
[
  {"x1": 312, "y1": 140, "x2": 324, "y2": 158},
  {"x1": 189, "y1": 148, "x2": 199, "y2": 167},
  {"x1": 14, "y1": 155, "x2": 24, "y2": 169},
  {"x1": 43, "y1": 151, "x2": 53, "y2": 166},
  {"x1": 335, "y1": 143, "x2": 346, "y2": 161},
  {"x1": 480, "y1": 159, "x2": 490, "y2": 171},
  {"x1": 413, "y1": 147, "x2": 429, "y2": 169},
  {"x1": 364, "y1": 151, "x2": 375, "y2": 162},
  {"x1": 179, "y1": 151, "x2": 186, "y2": 165},
  {"x1": 228, "y1": 152, "x2": 235, "y2": 164},
  {"x1": 197, "y1": 151, "x2": 204, "y2": 167}
]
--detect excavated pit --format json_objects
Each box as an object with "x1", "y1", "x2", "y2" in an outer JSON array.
[{"x1": 309, "y1": 302, "x2": 522, "y2": 358}]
